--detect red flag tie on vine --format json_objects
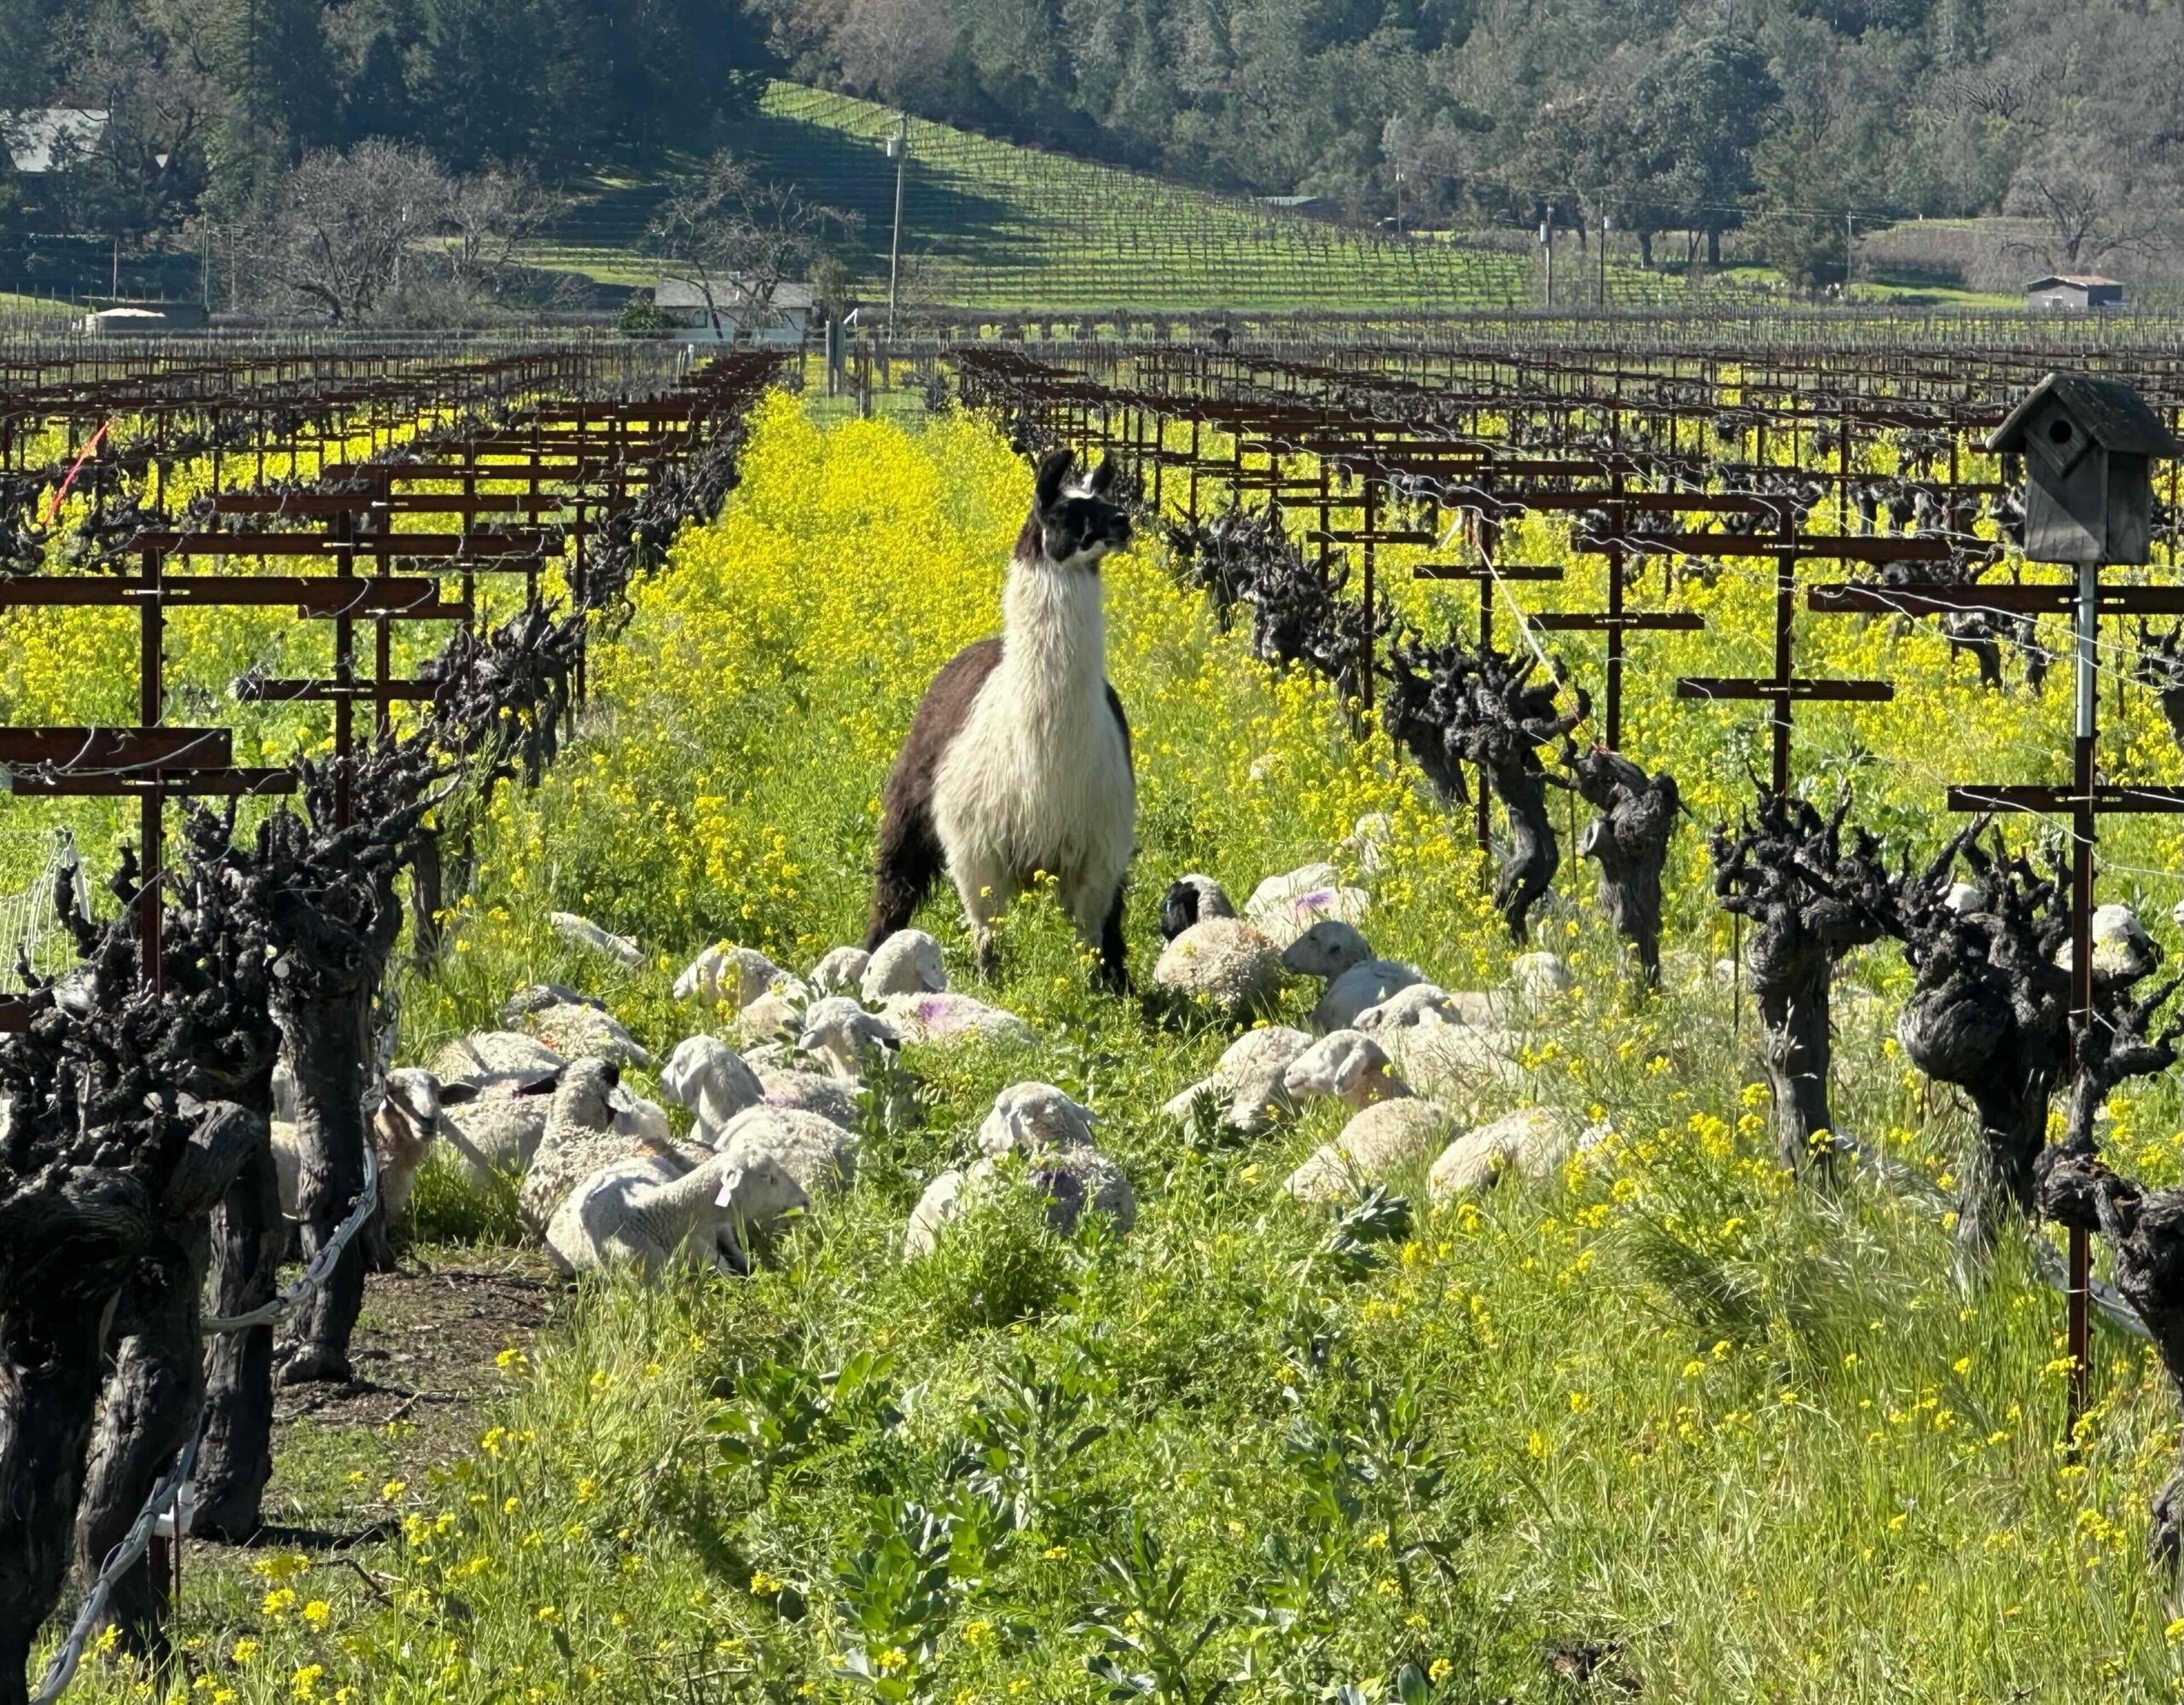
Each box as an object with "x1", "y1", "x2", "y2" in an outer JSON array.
[{"x1": 44, "y1": 417, "x2": 113, "y2": 526}]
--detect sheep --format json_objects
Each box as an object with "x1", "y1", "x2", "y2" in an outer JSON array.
[
  {"x1": 1281, "y1": 920, "x2": 1374, "y2": 981},
  {"x1": 1159, "y1": 876, "x2": 1235, "y2": 941},
  {"x1": 757, "y1": 1068, "x2": 864, "y2": 1131},
  {"x1": 1282, "y1": 1032, "x2": 1410, "y2": 1109},
  {"x1": 1377, "y1": 1021, "x2": 1525, "y2": 1102},
  {"x1": 799, "y1": 997, "x2": 903, "y2": 1080},
  {"x1": 1244, "y1": 863, "x2": 1371, "y2": 949},
  {"x1": 865, "y1": 450, "x2": 1136, "y2": 988},
  {"x1": 1342, "y1": 812, "x2": 1395, "y2": 877},
  {"x1": 659, "y1": 1036, "x2": 767, "y2": 1145},
  {"x1": 520, "y1": 1000, "x2": 653, "y2": 1069},
  {"x1": 674, "y1": 943, "x2": 789, "y2": 1009},
  {"x1": 735, "y1": 987, "x2": 807, "y2": 1049},
  {"x1": 1284, "y1": 1099, "x2": 1455, "y2": 1203},
  {"x1": 544, "y1": 1149, "x2": 758, "y2": 1278},
  {"x1": 976, "y1": 1082, "x2": 1098, "y2": 1157},
  {"x1": 502, "y1": 983, "x2": 607, "y2": 1023},
  {"x1": 1311, "y1": 960, "x2": 1423, "y2": 1034},
  {"x1": 1152, "y1": 917, "x2": 1285, "y2": 1019},
  {"x1": 1510, "y1": 951, "x2": 1575, "y2": 1003},
  {"x1": 809, "y1": 946, "x2": 872, "y2": 996},
  {"x1": 1426, "y1": 1107, "x2": 1595, "y2": 1202},
  {"x1": 713, "y1": 1104, "x2": 860, "y2": 1195},
  {"x1": 519, "y1": 1059, "x2": 710, "y2": 1237},
  {"x1": 863, "y1": 929, "x2": 946, "y2": 1000},
  {"x1": 2056, "y1": 901, "x2": 2159, "y2": 986},
  {"x1": 1162, "y1": 1025, "x2": 1314, "y2": 1133},
  {"x1": 274, "y1": 1067, "x2": 453, "y2": 1231},
  {"x1": 1353, "y1": 983, "x2": 1467, "y2": 1033},
  {"x1": 903, "y1": 1084, "x2": 1135, "y2": 1258},
  {"x1": 880, "y1": 992, "x2": 1036, "y2": 1049},
  {"x1": 430, "y1": 1030, "x2": 565, "y2": 1091},
  {"x1": 550, "y1": 910, "x2": 644, "y2": 969}
]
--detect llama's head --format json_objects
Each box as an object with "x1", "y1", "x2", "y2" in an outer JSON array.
[{"x1": 1024, "y1": 449, "x2": 1130, "y2": 573}]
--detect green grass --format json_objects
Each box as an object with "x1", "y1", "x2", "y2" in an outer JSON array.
[{"x1": 59, "y1": 397, "x2": 2184, "y2": 1704}]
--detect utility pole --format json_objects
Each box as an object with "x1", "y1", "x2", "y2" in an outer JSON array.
[
  {"x1": 1540, "y1": 211, "x2": 1553, "y2": 308},
  {"x1": 886, "y1": 119, "x2": 909, "y2": 335},
  {"x1": 1845, "y1": 210, "x2": 1856, "y2": 296},
  {"x1": 1600, "y1": 212, "x2": 1612, "y2": 307}
]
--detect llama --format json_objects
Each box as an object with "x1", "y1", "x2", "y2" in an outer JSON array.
[{"x1": 866, "y1": 449, "x2": 1136, "y2": 986}]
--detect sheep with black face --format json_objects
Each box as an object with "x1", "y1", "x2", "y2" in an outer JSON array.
[{"x1": 866, "y1": 450, "x2": 1136, "y2": 987}]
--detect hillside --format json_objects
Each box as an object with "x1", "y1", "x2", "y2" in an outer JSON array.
[{"x1": 537, "y1": 82, "x2": 1709, "y2": 314}]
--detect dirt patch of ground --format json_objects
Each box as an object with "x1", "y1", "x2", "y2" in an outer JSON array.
[{"x1": 247, "y1": 1242, "x2": 566, "y2": 1538}]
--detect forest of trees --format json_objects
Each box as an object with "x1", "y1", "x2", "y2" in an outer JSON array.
[{"x1": 2, "y1": 0, "x2": 2181, "y2": 295}]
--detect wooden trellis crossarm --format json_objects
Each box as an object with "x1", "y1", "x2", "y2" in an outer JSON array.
[
  {"x1": 1810, "y1": 583, "x2": 2184, "y2": 618},
  {"x1": 1413, "y1": 563, "x2": 1565, "y2": 581},
  {"x1": 1530, "y1": 612, "x2": 1705, "y2": 633},
  {"x1": 130, "y1": 530, "x2": 550, "y2": 560},
  {"x1": 1675, "y1": 678, "x2": 1896, "y2": 703},
  {"x1": 1947, "y1": 785, "x2": 2184, "y2": 814},
  {"x1": 0, "y1": 727, "x2": 231, "y2": 768},
  {"x1": 232, "y1": 679, "x2": 438, "y2": 705},
  {"x1": 8, "y1": 767, "x2": 297, "y2": 798},
  {"x1": 0, "y1": 576, "x2": 467, "y2": 619}
]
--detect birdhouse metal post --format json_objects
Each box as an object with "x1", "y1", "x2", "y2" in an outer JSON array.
[{"x1": 1983, "y1": 374, "x2": 2184, "y2": 1433}]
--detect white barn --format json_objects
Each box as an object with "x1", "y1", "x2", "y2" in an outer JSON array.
[{"x1": 653, "y1": 277, "x2": 814, "y2": 346}]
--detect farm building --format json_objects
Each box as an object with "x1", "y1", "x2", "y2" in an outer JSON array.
[
  {"x1": 653, "y1": 277, "x2": 814, "y2": 345},
  {"x1": 2026, "y1": 274, "x2": 2127, "y2": 312}
]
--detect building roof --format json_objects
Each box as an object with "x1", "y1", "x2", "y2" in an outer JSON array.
[
  {"x1": 1986, "y1": 372, "x2": 2181, "y2": 458},
  {"x1": 654, "y1": 276, "x2": 816, "y2": 313},
  {"x1": 2026, "y1": 275, "x2": 2125, "y2": 292},
  {"x1": 6, "y1": 108, "x2": 107, "y2": 174}
]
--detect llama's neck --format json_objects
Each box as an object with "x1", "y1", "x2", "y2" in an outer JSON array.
[{"x1": 999, "y1": 551, "x2": 1107, "y2": 710}]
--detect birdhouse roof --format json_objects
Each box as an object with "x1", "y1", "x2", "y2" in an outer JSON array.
[{"x1": 1984, "y1": 372, "x2": 2181, "y2": 457}]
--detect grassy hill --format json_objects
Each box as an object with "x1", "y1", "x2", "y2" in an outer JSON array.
[{"x1": 539, "y1": 82, "x2": 1708, "y2": 314}]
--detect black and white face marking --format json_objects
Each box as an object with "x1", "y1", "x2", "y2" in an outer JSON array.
[{"x1": 1031, "y1": 449, "x2": 1132, "y2": 572}]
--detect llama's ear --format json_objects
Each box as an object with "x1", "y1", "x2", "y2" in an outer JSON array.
[
  {"x1": 1033, "y1": 448, "x2": 1074, "y2": 513},
  {"x1": 1086, "y1": 457, "x2": 1118, "y2": 497}
]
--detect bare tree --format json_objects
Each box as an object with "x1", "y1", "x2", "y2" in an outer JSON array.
[
  {"x1": 2005, "y1": 133, "x2": 2180, "y2": 274},
  {"x1": 646, "y1": 151, "x2": 858, "y2": 339}
]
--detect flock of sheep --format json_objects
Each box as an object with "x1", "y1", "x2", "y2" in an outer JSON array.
[{"x1": 280, "y1": 812, "x2": 1647, "y2": 1284}]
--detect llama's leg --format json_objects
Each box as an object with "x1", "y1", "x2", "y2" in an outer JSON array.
[
  {"x1": 866, "y1": 802, "x2": 943, "y2": 951},
  {"x1": 1063, "y1": 868, "x2": 1130, "y2": 992},
  {"x1": 1096, "y1": 882, "x2": 1129, "y2": 992},
  {"x1": 950, "y1": 853, "x2": 1010, "y2": 981}
]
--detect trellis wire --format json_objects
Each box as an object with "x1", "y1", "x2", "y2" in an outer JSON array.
[{"x1": 0, "y1": 829, "x2": 78, "y2": 988}]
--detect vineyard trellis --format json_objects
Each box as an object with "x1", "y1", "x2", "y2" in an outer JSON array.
[
  {"x1": 952, "y1": 328, "x2": 2184, "y2": 1485},
  {"x1": 0, "y1": 336, "x2": 785, "y2": 1705}
]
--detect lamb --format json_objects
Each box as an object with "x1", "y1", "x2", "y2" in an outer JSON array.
[
  {"x1": 866, "y1": 450, "x2": 1136, "y2": 988},
  {"x1": 1159, "y1": 876, "x2": 1235, "y2": 941},
  {"x1": 550, "y1": 910, "x2": 644, "y2": 969},
  {"x1": 1281, "y1": 920, "x2": 1374, "y2": 981},
  {"x1": 799, "y1": 997, "x2": 903, "y2": 1080},
  {"x1": 880, "y1": 991, "x2": 1036, "y2": 1048},
  {"x1": 674, "y1": 943, "x2": 791, "y2": 1009},
  {"x1": 659, "y1": 1035, "x2": 767, "y2": 1145},
  {"x1": 1162, "y1": 1026, "x2": 1314, "y2": 1133},
  {"x1": 543, "y1": 1149, "x2": 766, "y2": 1278},
  {"x1": 1426, "y1": 1108, "x2": 1595, "y2": 1202},
  {"x1": 757, "y1": 1068, "x2": 864, "y2": 1130},
  {"x1": 862, "y1": 929, "x2": 946, "y2": 999},
  {"x1": 1282, "y1": 1032, "x2": 1410, "y2": 1109},
  {"x1": 1284, "y1": 1100, "x2": 1455, "y2": 1203},
  {"x1": 809, "y1": 946, "x2": 872, "y2": 995},
  {"x1": 274, "y1": 1068, "x2": 453, "y2": 1234},
  {"x1": 1244, "y1": 863, "x2": 1371, "y2": 949},
  {"x1": 712, "y1": 1104, "x2": 860, "y2": 1195},
  {"x1": 430, "y1": 1030, "x2": 565, "y2": 1091},
  {"x1": 520, "y1": 1000, "x2": 653, "y2": 1069},
  {"x1": 1152, "y1": 917, "x2": 1285, "y2": 1019},
  {"x1": 519, "y1": 1058, "x2": 709, "y2": 1237},
  {"x1": 904, "y1": 1081, "x2": 1135, "y2": 1256}
]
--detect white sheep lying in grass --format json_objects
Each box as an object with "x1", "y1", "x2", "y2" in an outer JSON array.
[
  {"x1": 904, "y1": 1083, "x2": 1134, "y2": 1256},
  {"x1": 1244, "y1": 863, "x2": 1371, "y2": 948},
  {"x1": 659, "y1": 1035, "x2": 767, "y2": 1145},
  {"x1": 521, "y1": 1001, "x2": 653, "y2": 1069},
  {"x1": 809, "y1": 946, "x2": 871, "y2": 995},
  {"x1": 1160, "y1": 1026, "x2": 1314, "y2": 1134},
  {"x1": 1284, "y1": 1100, "x2": 1455, "y2": 1204},
  {"x1": 862, "y1": 929, "x2": 946, "y2": 1000},
  {"x1": 519, "y1": 1059, "x2": 709, "y2": 1237},
  {"x1": 431, "y1": 1030, "x2": 564, "y2": 1091},
  {"x1": 674, "y1": 943, "x2": 789, "y2": 1008},
  {"x1": 799, "y1": 998, "x2": 902, "y2": 1080},
  {"x1": 880, "y1": 991, "x2": 1035, "y2": 1049},
  {"x1": 713, "y1": 1104, "x2": 860, "y2": 1195},
  {"x1": 1152, "y1": 917, "x2": 1285, "y2": 1019},
  {"x1": 544, "y1": 1149, "x2": 758, "y2": 1277},
  {"x1": 1282, "y1": 1031, "x2": 1410, "y2": 1109}
]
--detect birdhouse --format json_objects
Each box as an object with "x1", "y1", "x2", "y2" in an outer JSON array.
[{"x1": 1985, "y1": 372, "x2": 2181, "y2": 565}]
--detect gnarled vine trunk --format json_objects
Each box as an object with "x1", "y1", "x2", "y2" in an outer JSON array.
[{"x1": 1567, "y1": 743, "x2": 1682, "y2": 984}]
